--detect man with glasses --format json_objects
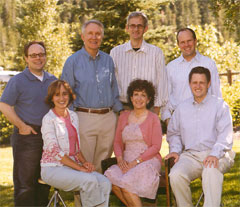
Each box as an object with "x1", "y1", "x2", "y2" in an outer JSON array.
[
  {"x1": 61, "y1": 20, "x2": 123, "y2": 173},
  {"x1": 0, "y1": 41, "x2": 56, "y2": 206},
  {"x1": 110, "y1": 11, "x2": 168, "y2": 117}
]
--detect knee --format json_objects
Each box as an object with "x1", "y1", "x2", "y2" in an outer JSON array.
[
  {"x1": 202, "y1": 167, "x2": 223, "y2": 180},
  {"x1": 98, "y1": 175, "x2": 112, "y2": 194},
  {"x1": 169, "y1": 168, "x2": 185, "y2": 185}
]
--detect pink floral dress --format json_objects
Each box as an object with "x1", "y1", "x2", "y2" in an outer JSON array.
[{"x1": 104, "y1": 123, "x2": 161, "y2": 199}]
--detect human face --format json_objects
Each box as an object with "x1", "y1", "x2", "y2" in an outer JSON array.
[
  {"x1": 177, "y1": 30, "x2": 197, "y2": 61},
  {"x1": 131, "y1": 90, "x2": 150, "y2": 110},
  {"x1": 81, "y1": 23, "x2": 103, "y2": 55},
  {"x1": 126, "y1": 17, "x2": 148, "y2": 41},
  {"x1": 189, "y1": 73, "x2": 210, "y2": 103},
  {"x1": 24, "y1": 44, "x2": 46, "y2": 75},
  {"x1": 52, "y1": 85, "x2": 70, "y2": 110}
]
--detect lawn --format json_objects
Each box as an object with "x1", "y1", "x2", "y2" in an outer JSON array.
[{"x1": 0, "y1": 137, "x2": 239, "y2": 207}]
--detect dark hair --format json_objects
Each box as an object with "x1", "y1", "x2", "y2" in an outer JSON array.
[
  {"x1": 189, "y1": 67, "x2": 211, "y2": 83},
  {"x1": 45, "y1": 80, "x2": 76, "y2": 108},
  {"x1": 127, "y1": 11, "x2": 148, "y2": 27},
  {"x1": 176, "y1": 28, "x2": 196, "y2": 43},
  {"x1": 24, "y1": 41, "x2": 46, "y2": 57},
  {"x1": 127, "y1": 79, "x2": 155, "y2": 109}
]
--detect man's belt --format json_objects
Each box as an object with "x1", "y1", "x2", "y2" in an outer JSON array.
[{"x1": 75, "y1": 107, "x2": 112, "y2": 114}]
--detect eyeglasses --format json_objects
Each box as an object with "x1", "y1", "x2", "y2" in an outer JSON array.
[
  {"x1": 128, "y1": 24, "x2": 145, "y2": 30},
  {"x1": 28, "y1": 53, "x2": 46, "y2": 58}
]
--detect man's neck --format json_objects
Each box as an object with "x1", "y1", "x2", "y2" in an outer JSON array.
[
  {"x1": 183, "y1": 51, "x2": 197, "y2": 62},
  {"x1": 84, "y1": 47, "x2": 98, "y2": 59},
  {"x1": 29, "y1": 69, "x2": 43, "y2": 76},
  {"x1": 130, "y1": 38, "x2": 143, "y2": 49}
]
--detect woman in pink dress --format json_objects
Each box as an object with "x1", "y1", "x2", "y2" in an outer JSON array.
[{"x1": 104, "y1": 79, "x2": 162, "y2": 207}]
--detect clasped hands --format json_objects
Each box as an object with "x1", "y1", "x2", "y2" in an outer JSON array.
[
  {"x1": 81, "y1": 162, "x2": 95, "y2": 173},
  {"x1": 165, "y1": 152, "x2": 219, "y2": 168},
  {"x1": 117, "y1": 157, "x2": 137, "y2": 173}
]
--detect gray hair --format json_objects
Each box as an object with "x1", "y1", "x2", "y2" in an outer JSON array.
[
  {"x1": 126, "y1": 11, "x2": 148, "y2": 27},
  {"x1": 81, "y1": 19, "x2": 104, "y2": 36}
]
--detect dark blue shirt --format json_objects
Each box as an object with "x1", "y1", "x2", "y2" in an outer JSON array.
[
  {"x1": 0, "y1": 67, "x2": 57, "y2": 126},
  {"x1": 61, "y1": 47, "x2": 123, "y2": 112}
]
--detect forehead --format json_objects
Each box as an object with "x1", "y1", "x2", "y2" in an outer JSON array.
[
  {"x1": 128, "y1": 16, "x2": 144, "y2": 25},
  {"x1": 178, "y1": 30, "x2": 194, "y2": 42},
  {"x1": 84, "y1": 23, "x2": 102, "y2": 33},
  {"x1": 190, "y1": 73, "x2": 207, "y2": 82},
  {"x1": 28, "y1": 44, "x2": 45, "y2": 54}
]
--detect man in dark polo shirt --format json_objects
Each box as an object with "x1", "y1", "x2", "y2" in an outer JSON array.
[{"x1": 0, "y1": 41, "x2": 56, "y2": 206}]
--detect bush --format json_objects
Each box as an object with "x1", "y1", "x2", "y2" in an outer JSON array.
[{"x1": 222, "y1": 81, "x2": 240, "y2": 127}]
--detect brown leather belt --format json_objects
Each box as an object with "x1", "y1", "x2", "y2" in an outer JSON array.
[{"x1": 75, "y1": 107, "x2": 112, "y2": 114}]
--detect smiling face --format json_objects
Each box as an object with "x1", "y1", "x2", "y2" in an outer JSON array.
[
  {"x1": 126, "y1": 16, "x2": 148, "y2": 41},
  {"x1": 81, "y1": 23, "x2": 103, "y2": 55},
  {"x1": 189, "y1": 73, "x2": 210, "y2": 103},
  {"x1": 130, "y1": 90, "x2": 150, "y2": 110},
  {"x1": 177, "y1": 30, "x2": 197, "y2": 61},
  {"x1": 24, "y1": 44, "x2": 46, "y2": 75},
  {"x1": 52, "y1": 84, "x2": 70, "y2": 111}
]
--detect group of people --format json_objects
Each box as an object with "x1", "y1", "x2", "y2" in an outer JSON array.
[{"x1": 0, "y1": 11, "x2": 235, "y2": 207}]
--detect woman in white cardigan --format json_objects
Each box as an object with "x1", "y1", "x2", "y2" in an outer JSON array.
[{"x1": 40, "y1": 80, "x2": 111, "y2": 207}]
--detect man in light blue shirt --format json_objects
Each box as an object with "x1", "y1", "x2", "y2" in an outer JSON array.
[
  {"x1": 61, "y1": 20, "x2": 123, "y2": 172},
  {"x1": 166, "y1": 66, "x2": 235, "y2": 207}
]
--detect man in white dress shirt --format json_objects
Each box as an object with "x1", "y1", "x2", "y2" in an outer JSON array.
[
  {"x1": 163, "y1": 28, "x2": 222, "y2": 124},
  {"x1": 110, "y1": 11, "x2": 168, "y2": 116},
  {"x1": 166, "y1": 66, "x2": 235, "y2": 207}
]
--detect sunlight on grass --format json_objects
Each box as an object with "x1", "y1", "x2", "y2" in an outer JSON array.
[{"x1": 0, "y1": 138, "x2": 239, "y2": 207}]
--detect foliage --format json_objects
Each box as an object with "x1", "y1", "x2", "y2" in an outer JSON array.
[
  {"x1": 209, "y1": 0, "x2": 240, "y2": 42},
  {"x1": 222, "y1": 81, "x2": 240, "y2": 127},
  {"x1": 70, "y1": 0, "x2": 173, "y2": 54},
  {"x1": 15, "y1": 0, "x2": 73, "y2": 77}
]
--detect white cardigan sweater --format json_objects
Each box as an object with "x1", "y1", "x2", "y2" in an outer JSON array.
[{"x1": 40, "y1": 109, "x2": 81, "y2": 167}]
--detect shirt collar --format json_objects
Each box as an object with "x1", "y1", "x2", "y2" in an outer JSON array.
[
  {"x1": 81, "y1": 47, "x2": 100, "y2": 60},
  {"x1": 179, "y1": 50, "x2": 201, "y2": 63},
  {"x1": 192, "y1": 92, "x2": 211, "y2": 105},
  {"x1": 23, "y1": 67, "x2": 48, "y2": 81},
  {"x1": 124, "y1": 40, "x2": 147, "y2": 53}
]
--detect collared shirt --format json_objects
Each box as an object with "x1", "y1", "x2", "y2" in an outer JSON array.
[
  {"x1": 110, "y1": 40, "x2": 168, "y2": 109},
  {"x1": 162, "y1": 51, "x2": 222, "y2": 120},
  {"x1": 167, "y1": 94, "x2": 233, "y2": 159},
  {"x1": 0, "y1": 67, "x2": 57, "y2": 126},
  {"x1": 61, "y1": 47, "x2": 122, "y2": 112}
]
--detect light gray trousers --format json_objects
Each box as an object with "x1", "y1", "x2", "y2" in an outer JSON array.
[
  {"x1": 169, "y1": 150, "x2": 235, "y2": 207},
  {"x1": 41, "y1": 166, "x2": 111, "y2": 207}
]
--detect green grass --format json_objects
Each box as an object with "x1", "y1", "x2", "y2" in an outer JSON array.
[{"x1": 0, "y1": 137, "x2": 239, "y2": 207}]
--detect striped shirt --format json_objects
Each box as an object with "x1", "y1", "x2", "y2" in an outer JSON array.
[
  {"x1": 162, "y1": 51, "x2": 222, "y2": 120},
  {"x1": 110, "y1": 40, "x2": 168, "y2": 109}
]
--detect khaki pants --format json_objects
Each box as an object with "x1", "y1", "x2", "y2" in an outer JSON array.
[
  {"x1": 169, "y1": 150, "x2": 235, "y2": 207},
  {"x1": 77, "y1": 111, "x2": 117, "y2": 173}
]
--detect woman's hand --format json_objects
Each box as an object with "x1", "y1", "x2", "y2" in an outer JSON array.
[
  {"x1": 117, "y1": 156, "x2": 129, "y2": 173},
  {"x1": 83, "y1": 162, "x2": 95, "y2": 172}
]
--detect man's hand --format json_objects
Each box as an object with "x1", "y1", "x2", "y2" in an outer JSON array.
[
  {"x1": 165, "y1": 152, "x2": 180, "y2": 163},
  {"x1": 203, "y1": 155, "x2": 219, "y2": 168},
  {"x1": 19, "y1": 124, "x2": 37, "y2": 135},
  {"x1": 83, "y1": 162, "x2": 95, "y2": 172}
]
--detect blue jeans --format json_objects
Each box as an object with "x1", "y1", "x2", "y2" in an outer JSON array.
[{"x1": 11, "y1": 127, "x2": 50, "y2": 206}]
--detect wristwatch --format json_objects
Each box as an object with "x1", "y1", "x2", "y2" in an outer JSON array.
[{"x1": 136, "y1": 158, "x2": 141, "y2": 164}]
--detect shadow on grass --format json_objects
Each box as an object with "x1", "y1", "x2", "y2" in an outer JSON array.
[{"x1": 0, "y1": 185, "x2": 14, "y2": 206}]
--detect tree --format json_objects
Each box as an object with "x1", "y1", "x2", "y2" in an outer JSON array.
[
  {"x1": 209, "y1": 0, "x2": 240, "y2": 42},
  {"x1": 15, "y1": 0, "x2": 73, "y2": 77}
]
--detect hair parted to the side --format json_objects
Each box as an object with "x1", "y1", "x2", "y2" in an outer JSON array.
[
  {"x1": 45, "y1": 80, "x2": 76, "y2": 108},
  {"x1": 176, "y1": 28, "x2": 196, "y2": 43},
  {"x1": 127, "y1": 11, "x2": 148, "y2": 27},
  {"x1": 189, "y1": 66, "x2": 211, "y2": 83},
  {"x1": 24, "y1": 41, "x2": 46, "y2": 57},
  {"x1": 127, "y1": 79, "x2": 155, "y2": 109},
  {"x1": 81, "y1": 19, "x2": 104, "y2": 36}
]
